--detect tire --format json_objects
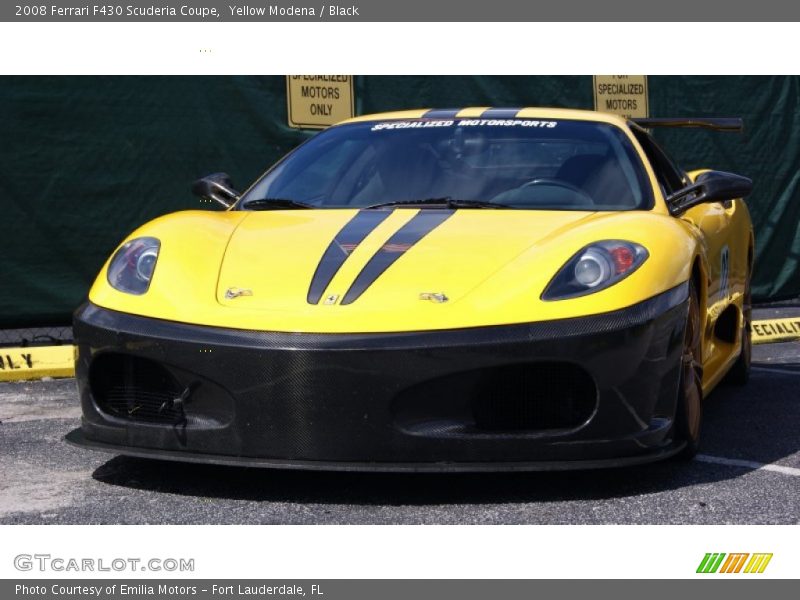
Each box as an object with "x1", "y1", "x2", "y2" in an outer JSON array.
[
  {"x1": 673, "y1": 280, "x2": 704, "y2": 460},
  {"x1": 726, "y1": 272, "x2": 752, "y2": 386}
]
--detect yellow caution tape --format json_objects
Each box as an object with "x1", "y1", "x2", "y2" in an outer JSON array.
[
  {"x1": 752, "y1": 317, "x2": 800, "y2": 345},
  {"x1": 0, "y1": 345, "x2": 75, "y2": 381}
]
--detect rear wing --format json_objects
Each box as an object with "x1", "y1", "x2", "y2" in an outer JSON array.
[{"x1": 631, "y1": 117, "x2": 743, "y2": 132}]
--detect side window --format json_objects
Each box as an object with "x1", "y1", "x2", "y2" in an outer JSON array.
[{"x1": 632, "y1": 129, "x2": 687, "y2": 197}]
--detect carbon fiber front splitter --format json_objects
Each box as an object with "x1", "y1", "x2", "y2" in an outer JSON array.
[
  {"x1": 64, "y1": 428, "x2": 685, "y2": 472},
  {"x1": 70, "y1": 283, "x2": 689, "y2": 471}
]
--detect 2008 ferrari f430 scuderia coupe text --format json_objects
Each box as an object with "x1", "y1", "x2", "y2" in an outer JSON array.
[{"x1": 67, "y1": 107, "x2": 755, "y2": 471}]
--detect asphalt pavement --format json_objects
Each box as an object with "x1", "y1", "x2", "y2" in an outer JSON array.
[{"x1": 1, "y1": 311, "x2": 798, "y2": 524}]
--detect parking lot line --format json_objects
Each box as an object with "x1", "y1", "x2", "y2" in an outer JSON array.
[
  {"x1": 695, "y1": 454, "x2": 800, "y2": 476},
  {"x1": 752, "y1": 366, "x2": 800, "y2": 376}
]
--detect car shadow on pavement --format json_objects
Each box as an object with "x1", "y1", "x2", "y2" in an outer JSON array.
[{"x1": 89, "y1": 361, "x2": 800, "y2": 506}]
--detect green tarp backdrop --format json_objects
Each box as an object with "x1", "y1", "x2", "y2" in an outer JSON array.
[{"x1": 1, "y1": 75, "x2": 799, "y2": 328}]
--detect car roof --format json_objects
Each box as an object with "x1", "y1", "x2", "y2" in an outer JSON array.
[{"x1": 340, "y1": 107, "x2": 630, "y2": 128}]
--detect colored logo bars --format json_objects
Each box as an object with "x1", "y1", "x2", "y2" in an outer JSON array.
[{"x1": 696, "y1": 553, "x2": 773, "y2": 574}]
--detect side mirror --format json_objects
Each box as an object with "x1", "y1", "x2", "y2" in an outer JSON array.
[
  {"x1": 667, "y1": 170, "x2": 753, "y2": 215},
  {"x1": 191, "y1": 172, "x2": 240, "y2": 209}
]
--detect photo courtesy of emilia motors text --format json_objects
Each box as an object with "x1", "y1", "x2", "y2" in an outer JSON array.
[{"x1": 0, "y1": 0, "x2": 799, "y2": 596}]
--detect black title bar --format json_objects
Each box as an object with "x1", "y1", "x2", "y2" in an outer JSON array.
[{"x1": 6, "y1": 0, "x2": 800, "y2": 21}]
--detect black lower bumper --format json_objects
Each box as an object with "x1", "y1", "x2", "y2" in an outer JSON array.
[{"x1": 70, "y1": 284, "x2": 689, "y2": 471}]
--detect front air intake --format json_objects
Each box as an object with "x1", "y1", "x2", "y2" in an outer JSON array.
[
  {"x1": 470, "y1": 363, "x2": 597, "y2": 431},
  {"x1": 90, "y1": 354, "x2": 185, "y2": 424}
]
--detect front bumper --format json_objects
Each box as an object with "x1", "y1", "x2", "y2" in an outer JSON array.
[{"x1": 69, "y1": 284, "x2": 689, "y2": 471}]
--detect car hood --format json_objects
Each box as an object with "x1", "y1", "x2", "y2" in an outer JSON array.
[
  {"x1": 215, "y1": 208, "x2": 595, "y2": 311},
  {"x1": 90, "y1": 208, "x2": 693, "y2": 333}
]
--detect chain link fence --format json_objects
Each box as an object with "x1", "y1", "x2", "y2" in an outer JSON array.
[{"x1": 0, "y1": 326, "x2": 73, "y2": 348}]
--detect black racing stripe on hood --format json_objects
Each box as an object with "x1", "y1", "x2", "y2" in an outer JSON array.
[
  {"x1": 340, "y1": 210, "x2": 454, "y2": 306},
  {"x1": 422, "y1": 108, "x2": 462, "y2": 119},
  {"x1": 480, "y1": 108, "x2": 523, "y2": 118},
  {"x1": 307, "y1": 210, "x2": 393, "y2": 305}
]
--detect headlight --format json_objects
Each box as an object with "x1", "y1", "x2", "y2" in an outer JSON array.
[
  {"x1": 106, "y1": 237, "x2": 161, "y2": 295},
  {"x1": 542, "y1": 240, "x2": 648, "y2": 300}
]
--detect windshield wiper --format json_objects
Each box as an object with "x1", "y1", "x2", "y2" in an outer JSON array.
[
  {"x1": 241, "y1": 198, "x2": 315, "y2": 210},
  {"x1": 366, "y1": 197, "x2": 512, "y2": 210}
]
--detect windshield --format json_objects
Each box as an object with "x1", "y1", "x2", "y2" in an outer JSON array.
[{"x1": 240, "y1": 118, "x2": 653, "y2": 211}]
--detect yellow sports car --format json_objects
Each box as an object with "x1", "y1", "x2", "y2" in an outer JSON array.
[{"x1": 67, "y1": 107, "x2": 754, "y2": 471}]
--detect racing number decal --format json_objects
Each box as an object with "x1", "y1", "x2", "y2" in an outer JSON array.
[{"x1": 720, "y1": 245, "x2": 730, "y2": 300}]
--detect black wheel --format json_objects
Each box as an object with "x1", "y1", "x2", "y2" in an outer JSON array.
[
  {"x1": 673, "y1": 280, "x2": 704, "y2": 460},
  {"x1": 726, "y1": 272, "x2": 752, "y2": 385}
]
